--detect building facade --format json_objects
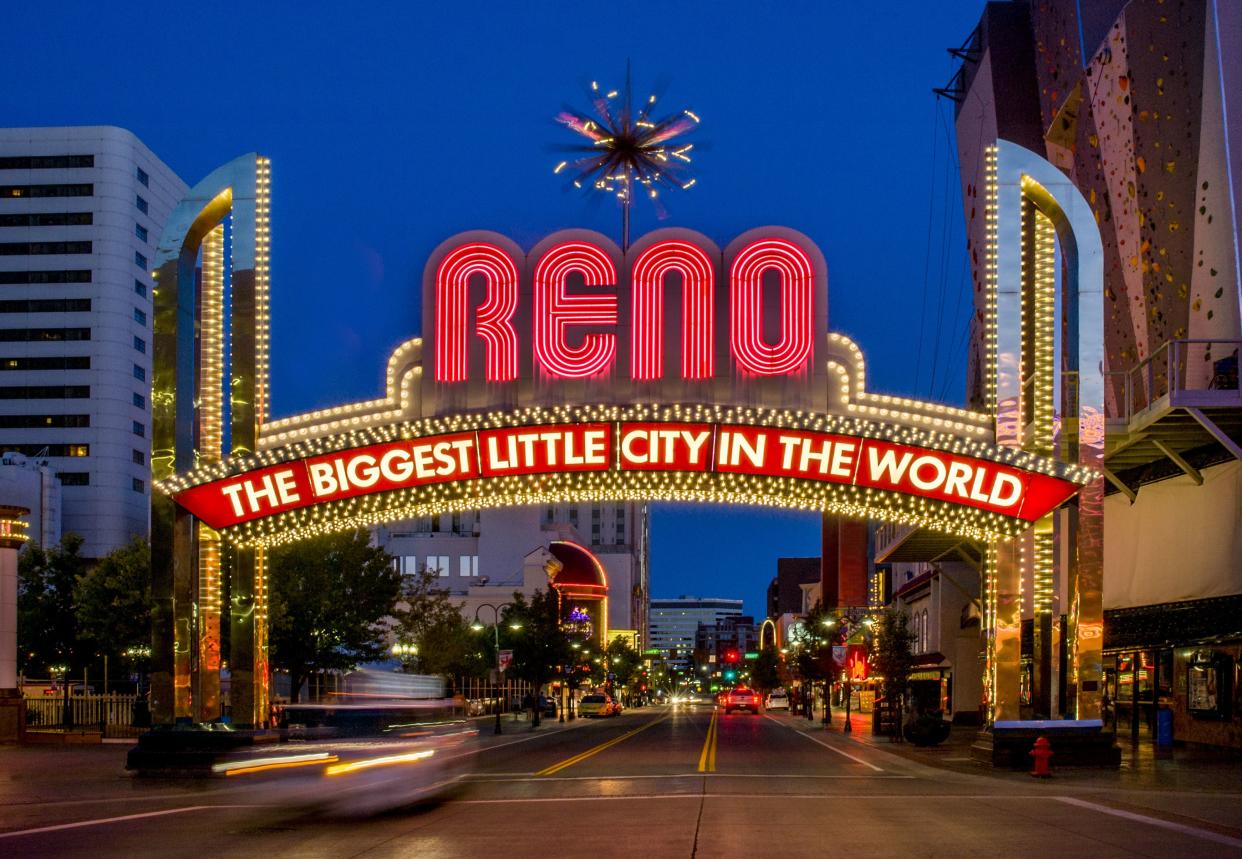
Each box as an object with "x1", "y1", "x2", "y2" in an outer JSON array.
[
  {"x1": 649, "y1": 596, "x2": 743, "y2": 671},
  {"x1": 0, "y1": 127, "x2": 185, "y2": 558},
  {"x1": 378, "y1": 501, "x2": 648, "y2": 644},
  {"x1": 951, "y1": 0, "x2": 1242, "y2": 747}
]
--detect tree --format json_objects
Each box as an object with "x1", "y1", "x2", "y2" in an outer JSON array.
[
  {"x1": 17, "y1": 534, "x2": 89, "y2": 677},
  {"x1": 752, "y1": 643, "x2": 782, "y2": 693},
  {"x1": 789, "y1": 600, "x2": 834, "y2": 719},
  {"x1": 75, "y1": 537, "x2": 151, "y2": 670},
  {"x1": 591, "y1": 637, "x2": 641, "y2": 701},
  {"x1": 392, "y1": 568, "x2": 487, "y2": 690},
  {"x1": 499, "y1": 589, "x2": 571, "y2": 727},
  {"x1": 268, "y1": 529, "x2": 402, "y2": 702},
  {"x1": 873, "y1": 608, "x2": 915, "y2": 736}
]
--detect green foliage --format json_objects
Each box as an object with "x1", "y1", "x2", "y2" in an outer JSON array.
[
  {"x1": 873, "y1": 608, "x2": 915, "y2": 703},
  {"x1": 499, "y1": 589, "x2": 571, "y2": 694},
  {"x1": 789, "y1": 599, "x2": 833, "y2": 684},
  {"x1": 589, "y1": 637, "x2": 641, "y2": 691},
  {"x1": 393, "y1": 569, "x2": 488, "y2": 686},
  {"x1": 268, "y1": 529, "x2": 402, "y2": 701},
  {"x1": 17, "y1": 535, "x2": 89, "y2": 674},
  {"x1": 752, "y1": 643, "x2": 782, "y2": 692},
  {"x1": 74, "y1": 536, "x2": 151, "y2": 662}
]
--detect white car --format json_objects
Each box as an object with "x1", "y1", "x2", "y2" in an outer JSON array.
[{"x1": 766, "y1": 689, "x2": 790, "y2": 710}]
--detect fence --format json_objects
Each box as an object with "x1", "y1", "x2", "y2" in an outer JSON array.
[
  {"x1": 458, "y1": 677, "x2": 536, "y2": 716},
  {"x1": 23, "y1": 693, "x2": 145, "y2": 739},
  {"x1": 1106, "y1": 338, "x2": 1242, "y2": 422}
]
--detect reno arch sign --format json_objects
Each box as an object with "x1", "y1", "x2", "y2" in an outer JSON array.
[
  {"x1": 421, "y1": 227, "x2": 830, "y2": 415},
  {"x1": 163, "y1": 226, "x2": 1092, "y2": 546}
]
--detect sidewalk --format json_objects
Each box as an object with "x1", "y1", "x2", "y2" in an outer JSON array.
[{"x1": 775, "y1": 707, "x2": 1242, "y2": 794}]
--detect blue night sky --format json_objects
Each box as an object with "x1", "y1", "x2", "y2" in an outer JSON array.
[{"x1": 6, "y1": 1, "x2": 983, "y2": 618}]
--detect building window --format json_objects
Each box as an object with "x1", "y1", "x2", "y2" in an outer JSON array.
[
  {"x1": 132, "y1": 478, "x2": 145, "y2": 493},
  {"x1": 615, "y1": 508, "x2": 626, "y2": 545},
  {"x1": 136, "y1": 166, "x2": 149, "y2": 187},
  {"x1": 133, "y1": 364, "x2": 145, "y2": 381},
  {"x1": 134, "y1": 251, "x2": 147, "y2": 270},
  {"x1": 0, "y1": 385, "x2": 89, "y2": 399},
  {"x1": 430, "y1": 515, "x2": 441, "y2": 533},
  {"x1": 569, "y1": 508, "x2": 578, "y2": 528},
  {"x1": 0, "y1": 298, "x2": 91, "y2": 313},
  {"x1": 0, "y1": 328, "x2": 90, "y2": 342},
  {"x1": 425, "y1": 555, "x2": 450, "y2": 577},
  {"x1": 132, "y1": 449, "x2": 144, "y2": 465},
  {"x1": 451, "y1": 512, "x2": 461, "y2": 534},
  {"x1": 0, "y1": 270, "x2": 91, "y2": 285},
  {"x1": 132, "y1": 392, "x2": 144, "y2": 408},
  {"x1": 0, "y1": 356, "x2": 89, "y2": 371},
  {"x1": 135, "y1": 223, "x2": 147, "y2": 242},
  {"x1": 0, "y1": 212, "x2": 92, "y2": 227},
  {"x1": 0, "y1": 443, "x2": 88, "y2": 457},
  {"x1": 132, "y1": 420, "x2": 145, "y2": 437},
  {"x1": 0, "y1": 414, "x2": 89, "y2": 428},
  {"x1": 0, "y1": 241, "x2": 92, "y2": 255},
  {"x1": 591, "y1": 505, "x2": 601, "y2": 543},
  {"x1": 0, "y1": 155, "x2": 94, "y2": 169},
  {"x1": 135, "y1": 195, "x2": 148, "y2": 214},
  {"x1": 459, "y1": 555, "x2": 475, "y2": 577},
  {"x1": 57, "y1": 472, "x2": 89, "y2": 486},
  {"x1": 133, "y1": 336, "x2": 145, "y2": 354},
  {"x1": 0, "y1": 183, "x2": 93, "y2": 198},
  {"x1": 133, "y1": 279, "x2": 146, "y2": 298},
  {"x1": 133, "y1": 307, "x2": 146, "y2": 325}
]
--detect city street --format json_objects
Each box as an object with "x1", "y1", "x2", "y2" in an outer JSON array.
[{"x1": 4, "y1": 705, "x2": 1242, "y2": 858}]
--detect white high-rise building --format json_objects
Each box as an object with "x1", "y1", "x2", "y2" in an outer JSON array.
[
  {"x1": 649, "y1": 597, "x2": 743, "y2": 671},
  {"x1": 0, "y1": 127, "x2": 186, "y2": 558}
]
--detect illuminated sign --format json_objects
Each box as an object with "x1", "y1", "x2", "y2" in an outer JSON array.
[
  {"x1": 173, "y1": 418, "x2": 1079, "y2": 532},
  {"x1": 426, "y1": 229, "x2": 824, "y2": 387}
]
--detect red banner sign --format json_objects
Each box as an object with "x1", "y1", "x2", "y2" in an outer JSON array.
[{"x1": 172, "y1": 421, "x2": 1080, "y2": 530}]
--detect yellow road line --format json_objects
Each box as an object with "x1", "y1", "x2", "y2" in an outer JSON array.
[
  {"x1": 697, "y1": 709, "x2": 718, "y2": 773},
  {"x1": 536, "y1": 714, "x2": 669, "y2": 776}
]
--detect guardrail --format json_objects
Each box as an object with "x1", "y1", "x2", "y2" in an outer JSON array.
[
  {"x1": 1106, "y1": 339, "x2": 1240, "y2": 424},
  {"x1": 24, "y1": 693, "x2": 144, "y2": 738}
]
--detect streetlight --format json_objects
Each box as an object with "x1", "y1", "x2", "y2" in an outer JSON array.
[
  {"x1": 391, "y1": 641, "x2": 418, "y2": 669},
  {"x1": 473, "y1": 602, "x2": 513, "y2": 735}
]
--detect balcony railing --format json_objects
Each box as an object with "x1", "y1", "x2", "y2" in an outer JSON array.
[{"x1": 1105, "y1": 339, "x2": 1241, "y2": 425}]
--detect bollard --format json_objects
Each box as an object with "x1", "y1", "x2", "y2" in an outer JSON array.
[{"x1": 1030, "y1": 736, "x2": 1053, "y2": 778}]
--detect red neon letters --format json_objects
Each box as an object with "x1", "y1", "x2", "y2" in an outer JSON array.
[
  {"x1": 533, "y1": 242, "x2": 618, "y2": 378},
  {"x1": 631, "y1": 241, "x2": 715, "y2": 380},
  {"x1": 434, "y1": 243, "x2": 520, "y2": 382},
  {"x1": 174, "y1": 421, "x2": 1080, "y2": 531},
  {"x1": 430, "y1": 231, "x2": 819, "y2": 384}
]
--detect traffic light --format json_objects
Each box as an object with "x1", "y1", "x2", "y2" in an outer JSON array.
[
  {"x1": 723, "y1": 670, "x2": 737, "y2": 682},
  {"x1": 724, "y1": 648, "x2": 740, "y2": 664}
]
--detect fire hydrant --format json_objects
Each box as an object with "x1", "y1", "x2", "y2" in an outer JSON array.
[{"x1": 1030, "y1": 736, "x2": 1053, "y2": 778}]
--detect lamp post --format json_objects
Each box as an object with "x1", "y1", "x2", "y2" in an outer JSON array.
[
  {"x1": 472, "y1": 603, "x2": 514, "y2": 735},
  {"x1": 124, "y1": 645, "x2": 152, "y2": 727},
  {"x1": 391, "y1": 641, "x2": 418, "y2": 670}
]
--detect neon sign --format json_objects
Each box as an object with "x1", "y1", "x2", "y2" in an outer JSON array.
[
  {"x1": 173, "y1": 418, "x2": 1079, "y2": 532},
  {"x1": 428, "y1": 229, "x2": 822, "y2": 385}
]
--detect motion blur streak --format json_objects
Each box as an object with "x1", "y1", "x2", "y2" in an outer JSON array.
[
  {"x1": 324, "y1": 749, "x2": 435, "y2": 776},
  {"x1": 212, "y1": 752, "x2": 338, "y2": 776}
]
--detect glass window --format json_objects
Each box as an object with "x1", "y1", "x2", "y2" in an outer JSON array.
[
  {"x1": 136, "y1": 166, "x2": 149, "y2": 187},
  {"x1": 133, "y1": 364, "x2": 145, "y2": 381},
  {"x1": 133, "y1": 279, "x2": 146, "y2": 298},
  {"x1": 134, "y1": 251, "x2": 147, "y2": 270},
  {"x1": 135, "y1": 223, "x2": 147, "y2": 242},
  {"x1": 132, "y1": 420, "x2": 145, "y2": 437},
  {"x1": 133, "y1": 336, "x2": 145, "y2": 354},
  {"x1": 132, "y1": 392, "x2": 144, "y2": 408},
  {"x1": 135, "y1": 195, "x2": 148, "y2": 214},
  {"x1": 132, "y1": 478, "x2": 145, "y2": 493},
  {"x1": 57, "y1": 472, "x2": 89, "y2": 486},
  {"x1": 459, "y1": 555, "x2": 472, "y2": 576},
  {"x1": 132, "y1": 449, "x2": 144, "y2": 465},
  {"x1": 133, "y1": 308, "x2": 146, "y2": 325}
]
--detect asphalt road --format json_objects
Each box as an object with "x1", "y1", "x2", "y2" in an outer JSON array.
[{"x1": 4, "y1": 705, "x2": 1242, "y2": 858}]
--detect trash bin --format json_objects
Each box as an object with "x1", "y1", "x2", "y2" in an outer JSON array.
[{"x1": 1155, "y1": 704, "x2": 1174, "y2": 748}]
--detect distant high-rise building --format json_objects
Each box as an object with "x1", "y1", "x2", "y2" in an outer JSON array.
[
  {"x1": 0, "y1": 127, "x2": 185, "y2": 557},
  {"x1": 648, "y1": 596, "x2": 743, "y2": 670}
]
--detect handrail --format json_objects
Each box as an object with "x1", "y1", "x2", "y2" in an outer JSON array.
[{"x1": 1107, "y1": 338, "x2": 1241, "y2": 424}]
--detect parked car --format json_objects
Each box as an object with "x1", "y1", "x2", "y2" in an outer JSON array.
[
  {"x1": 765, "y1": 689, "x2": 789, "y2": 710},
  {"x1": 539, "y1": 695, "x2": 557, "y2": 718},
  {"x1": 577, "y1": 693, "x2": 619, "y2": 718},
  {"x1": 724, "y1": 686, "x2": 761, "y2": 715}
]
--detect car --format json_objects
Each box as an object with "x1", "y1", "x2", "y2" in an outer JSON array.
[
  {"x1": 577, "y1": 693, "x2": 619, "y2": 718},
  {"x1": 765, "y1": 689, "x2": 789, "y2": 710},
  {"x1": 538, "y1": 695, "x2": 557, "y2": 718},
  {"x1": 689, "y1": 692, "x2": 715, "y2": 707},
  {"x1": 724, "y1": 686, "x2": 760, "y2": 714}
]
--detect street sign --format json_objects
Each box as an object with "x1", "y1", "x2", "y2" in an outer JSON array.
[{"x1": 498, "y1": 649, "x2": 514, "y2": 673}]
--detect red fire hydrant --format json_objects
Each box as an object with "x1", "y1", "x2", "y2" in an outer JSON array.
[{"x1": 1030, "y1": 736, "x2": 1053, "y2": 778}]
